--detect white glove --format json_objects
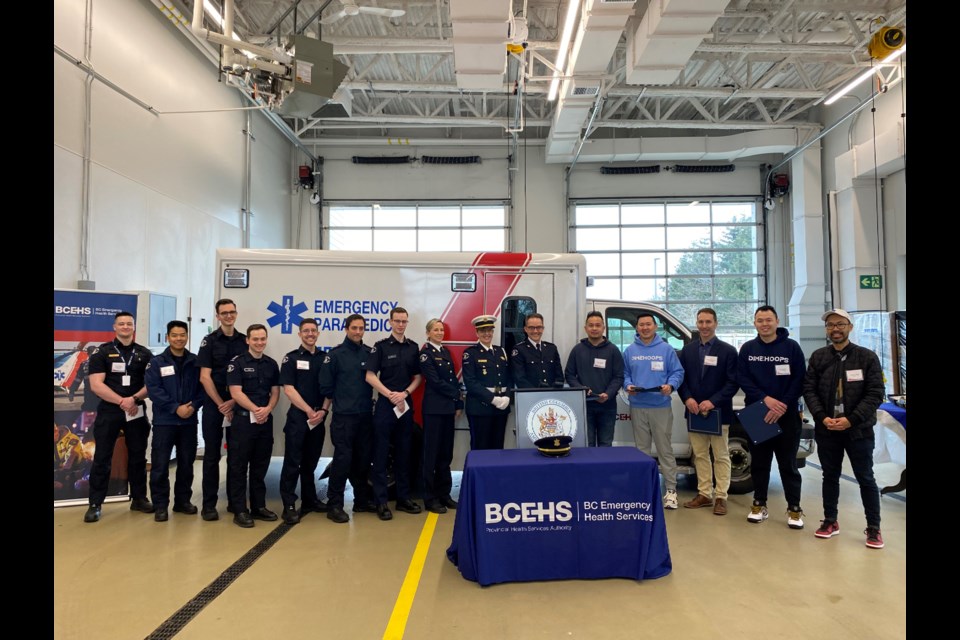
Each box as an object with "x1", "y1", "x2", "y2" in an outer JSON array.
[{"x1": 491, "y1": 396, "x2": 510, "y2": 410}]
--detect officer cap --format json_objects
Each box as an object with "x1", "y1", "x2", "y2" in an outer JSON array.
[
  {"x1": 472, "y1": 315, "x2": 497, "y2": 330},
  {"x1": 534, "y1": 435, "x2": 573, "y2": 457}
]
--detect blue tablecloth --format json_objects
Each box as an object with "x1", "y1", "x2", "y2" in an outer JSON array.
[
  {"x1": 875, "y1": 402, "x2": 906, "y2": 466},
  {"x1": 446, "y1": 447, "x2": 672, "y2": 586}
]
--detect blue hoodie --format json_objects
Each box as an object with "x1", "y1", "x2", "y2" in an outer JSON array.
[
  {"x1": 622, "y1": 334, "x2": 684, "y2": 409},
  {"x1": 737, "y1": 327, "x2": 805, "y2": 408}
]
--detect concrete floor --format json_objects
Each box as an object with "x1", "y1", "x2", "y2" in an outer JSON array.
[{"x1": 53, "y1": 453, "x2": 906, "y2": 640}]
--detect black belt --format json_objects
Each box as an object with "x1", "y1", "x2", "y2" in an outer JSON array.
[{"x1": 235, "y1": 409, "x2": 250, "y2": 417}]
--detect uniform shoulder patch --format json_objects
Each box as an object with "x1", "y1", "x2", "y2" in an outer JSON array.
[
  {"x1": 323, "y1": 355, "x2": 331, "y2": 364},
  {"x1": 227, "y1": 363, "x2": 235, "y2": 373},
  {"x1": 145, "y1": 362, "x2": 152, "y2": 370},
  {"x1": 199, "y1": 338, "x2": 208, "y2": 348},
  {"x1": 419, "y1": 353, "x2": 428, "y2": 363},
  {"x1": 92, "y1": 347, "x2": 100, "y2": 355},
  {"x1": 511, "y1": 348, "x2": 519, "y2": 357},
  {"x1": 462, "y1": 351, "x2": 470, "y2": 360},
  {"x1": 282, "y1": 355, "x2": 289, "y2": 364},
  {"x1": 370, "y1": 346, "x2": 377, "y2": 353}
]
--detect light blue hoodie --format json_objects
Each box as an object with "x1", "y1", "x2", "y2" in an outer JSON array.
[{"x1": 622, "y1": 333, "x2": 684, "y2": 409}]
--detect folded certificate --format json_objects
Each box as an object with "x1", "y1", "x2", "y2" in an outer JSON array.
[
  {"x1": 735, "y1": 402, "x2": 783, "y2": 444},
  {"x1": 687, "y1": 410, "x2": 721, "y2": 435},
  {"x1": 125, "y1": 405, "x2": 145, "y2": 422},
  {"x1": 394, "y1": 400, "x2": 410, "y2": 418}
]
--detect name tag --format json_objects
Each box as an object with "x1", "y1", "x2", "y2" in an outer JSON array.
[
  {"x1": 122, "y1": 375, "x2": 131, "y2": 387},
  {"x1": 846, "y1": 369, "x2": 864, "y2": 382},
  {"x1": 651, "y1": 361, "x2": 664, "y2": 371},
  {"x1": 160, "y1": 365, "x2": 175, "y2": 377},
  {"x1": 593, "y1": 358, "x2": 606, "y2": 368},
  {"x1": 297, "y1": 360, "x2": 310, "y2": 370},
  {"x1": 704, "y1": 356, "x2": 718, "y2": 367},
  {"x1": 244, "y1": 367, "x2": 256, "y2": 373},
  {"x1": 775, "y1": 364, "x2": 790, "y2": 376},
  {"x1": 112, "y1": 362, "x2": 126, "y2": 373}
]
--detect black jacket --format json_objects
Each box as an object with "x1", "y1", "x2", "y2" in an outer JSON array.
[
  {"x1": 802, "y1": 342, "x2": 885, "y2": 437},
  {"x1": 677, "y1": 337, "x2": 739, "y2": 424},
  {"x1": 318, "y1": 338, "x2": 373, "y2": 415}
]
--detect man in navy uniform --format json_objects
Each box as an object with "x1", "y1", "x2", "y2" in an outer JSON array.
[
  {"x1": 197, "y1": 299, "x2": 247, "y2": 521},
  {"x1": 226, "y1": 324, "x2": 280, "y2": 528},
  {"x1": 365, "y1": 307, "x2": 424, "y2": 521},
  {"x1": 318, "y1": 314, "x2": 377, "y2": 524},
  {"x1": 278, "y1": 318, "x2": 329, "y2": 525},
  {"x1": 462, "y1": 315, "x2": 512, "y2": 450},
  {"x1": 84, "y1": 311, "x2": 154, "y2": 523},
  {"x1": 145, "y1": 320, "x2": 204, "y2": 522},
  {"x1": 510, "y1": 313, "x2": 564, "y2": 389}
]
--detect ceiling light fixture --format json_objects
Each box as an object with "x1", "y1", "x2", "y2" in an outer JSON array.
[
  {"x1": 824, "y1": 45, "x2": 906, "y2": 106},
  {"x1": 547, "y1": 1, "x2": 582, "y2": 101}
]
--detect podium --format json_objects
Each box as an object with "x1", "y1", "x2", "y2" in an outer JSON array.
[{"x1": 513, "y1": 387, "x2": 588, "y2": 449}]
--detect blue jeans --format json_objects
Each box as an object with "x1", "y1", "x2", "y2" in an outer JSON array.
[
  {"x1": 149, "y1": 423, "x2": 198, "y2": 508},
  {"x1": 586, "y1": 405, "x2": 617, "y2": 447},
  {"x1": 816, "y1": 429, "x2": 880, "y2": 527}
]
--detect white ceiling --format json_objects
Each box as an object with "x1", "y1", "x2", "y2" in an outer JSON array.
[{"x1": 186, "y1": 0, "x2": 907, "y2": 158}]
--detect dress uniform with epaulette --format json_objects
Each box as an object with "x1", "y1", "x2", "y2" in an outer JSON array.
[
  {"x1": 85, "y1": 334, "x2": 154, "y2": 518},
  {"x1": 418, "y1": 330, "x2": 463, "y2": 513},
  {"x1": 225, "y1": 349, "x2": 280, "y2": 526},
  {"x1": 278, "y1": 341, "x2": 328, "y2": 521},
  {"x1": 510, "y1": 337, "x2": 565, "y2": 389},
  {"x1": 462, "y1": 315, "x2": 513, "y2": 450},
  {"x1": 196, "y1": 326, "x2": 247, "y2": 518}
]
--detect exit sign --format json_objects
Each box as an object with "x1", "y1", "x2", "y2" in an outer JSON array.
[{"x1": 859, "y1": 275, "x2": 882, "y2": 289}]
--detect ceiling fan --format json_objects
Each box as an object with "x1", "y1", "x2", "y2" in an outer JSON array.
[{"x1": 319, "y1": 1, "x2": 406, "y2": 25}]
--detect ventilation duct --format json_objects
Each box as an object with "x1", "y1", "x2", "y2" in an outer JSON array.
[
  {"x1": 449, "y1": 0, "x2": 511, "y2": 90},
  {"x1": 600, "y1": 165, "x2": 661, "y2": 174},
  {"x1": 421, "y1": 155, "x2": 482, "y2": 165},
  {"x1": 625, "y1": 0, "x2": 729, "y2": 86},
  {"x1": 351, "y1": 156, "x2": 412, "y2": 164},
  {"x1": 672, "y1": 164, "x2": 735, "y2": 173}
]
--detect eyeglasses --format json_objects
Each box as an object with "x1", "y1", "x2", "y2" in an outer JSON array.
[{"x1": 824, "y1": 322, "x2": 850, "y2": 330}]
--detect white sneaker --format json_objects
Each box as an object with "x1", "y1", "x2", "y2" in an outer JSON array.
[
  {"x1": 663, "y1": 490, "x2": 679, "y2": 510},
  {"x1": 747, "y1": 502, "x2": 768, "y2": 523},
  {"x1": 787, "y1": 509, "x2": 804, "y2": 529}
]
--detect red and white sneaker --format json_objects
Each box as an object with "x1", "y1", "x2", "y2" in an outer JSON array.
[
  {"x1": 864, "y1": 527, "x2": 884, "y2": 549},
  {"x1": 814, "y1": 519, "x2": 840, "y2": 538}
]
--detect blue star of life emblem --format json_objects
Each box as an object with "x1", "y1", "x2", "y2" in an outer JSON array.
[{"x1": 266, "y1": 295, "x2": 308, "y2": 334}]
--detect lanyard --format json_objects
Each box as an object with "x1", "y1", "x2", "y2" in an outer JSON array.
[{"x1": 114, "y1": 342, "x2": 135, "y2": 371}]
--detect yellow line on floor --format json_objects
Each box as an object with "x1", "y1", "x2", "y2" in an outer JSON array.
[{"x1": 383, "y1": 512, "x2": 439, "y2": 640}]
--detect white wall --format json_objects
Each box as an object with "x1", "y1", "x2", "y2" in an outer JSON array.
[
  {"x1": 820, "y1": 78, "x2": 907, "y2": 313},
  {"x1": 54, "y1": 0, "x2": 295, "y2": 347}
]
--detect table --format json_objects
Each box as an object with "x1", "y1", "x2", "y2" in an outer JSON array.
[
  {"x1": 446, "y1": 447, "x2": 672, "y2": 586},
  {"x1": 875, "y1": 402, "x2": 906, "y2": 494}
]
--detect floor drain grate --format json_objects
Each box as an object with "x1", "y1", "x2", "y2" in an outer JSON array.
[{"x1": 145, "y1": 523, "x2": 293, "y2": 639}]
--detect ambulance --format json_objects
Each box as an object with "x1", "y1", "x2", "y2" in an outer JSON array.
[{"x1": 215, "y1": 249, "x2": 813, "y2": 494}]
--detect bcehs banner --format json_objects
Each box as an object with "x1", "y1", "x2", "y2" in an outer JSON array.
[{"x1": 54, "y1": 290, "x2": 138, "y2": 506}]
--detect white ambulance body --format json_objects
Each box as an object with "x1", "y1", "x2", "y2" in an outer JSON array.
[{"x1": 215, "y1": 248, "x2": 811, "y2": 494}]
